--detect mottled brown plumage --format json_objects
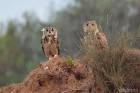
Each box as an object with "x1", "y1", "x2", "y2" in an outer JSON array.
[
  {"x1": 94, "y1": 32, "x2": 108, "y2": 50},
  {"x1": 41, "y1": 27, "x2": 60, "y2": 60}
]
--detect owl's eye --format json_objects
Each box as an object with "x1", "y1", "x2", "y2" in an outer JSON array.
[
  {"x1": 91, "y1": 23, "x2": 94, "y2": 26},
  {"x1": 86, "y1": 23, "x2": 88, "y2": 26},
  {"x1": 52, "y1": 28, "x2": 54, "y2": 31},
  {"x1": 46, "y1": 29, "x2": 48, "y2": 31}
]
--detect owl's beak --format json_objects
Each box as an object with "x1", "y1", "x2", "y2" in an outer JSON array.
[{"x1": 41, "y1": 28, "x2": 45, "y2": 32}]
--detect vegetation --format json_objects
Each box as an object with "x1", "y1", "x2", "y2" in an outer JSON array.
[
  {"x1": 81, "y1": 31, "x2": 140, "y2": 92},
  {"x1": 66, "y1": 56, "x2": 74, "y2": 67}
]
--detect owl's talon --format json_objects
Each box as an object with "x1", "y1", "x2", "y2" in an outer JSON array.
[
  {"x1": 44, "y1": 66, "x2": 48, "y2": 70},
  {"x1": 49, "y1": 57, "x2": 53, "y2": 60},
  {"x1": 54, "y1": 55, "x2": 58, "y2": 58}
]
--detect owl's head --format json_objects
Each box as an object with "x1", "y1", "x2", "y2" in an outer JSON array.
[
  {"x1": 83, "y1": 20, "x2": 99, "y2": 34},
  {"x1": 41, "y1": 27, "x2": 56, "y2": 37}
]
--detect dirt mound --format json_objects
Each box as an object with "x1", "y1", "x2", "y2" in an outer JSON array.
[
  {"x1": 0, "y1": 57, "x2": 99, "y2": 93},
  {"x1": 0, "y1": 49, "x2": 139, "y2": 93}
]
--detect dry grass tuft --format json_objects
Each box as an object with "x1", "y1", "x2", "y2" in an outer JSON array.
[{"x1": 81, "y1": 31, "x2": 140, "y2": 93}]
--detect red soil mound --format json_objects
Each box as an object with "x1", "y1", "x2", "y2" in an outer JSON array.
[
  {"x1": 0, "y1": 57, "x2": 99, "y2": 93},
  {"x1": 0, "y1": 49, "x2": 139, "y2": 93}
]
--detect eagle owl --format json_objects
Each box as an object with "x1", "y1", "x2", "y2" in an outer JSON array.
[
  {"x1": 41, "y1": 27, "x2": 60, "y2": 60},
  {"x1": 83, "y1": 20, "x2": 108, "y2": 50}
]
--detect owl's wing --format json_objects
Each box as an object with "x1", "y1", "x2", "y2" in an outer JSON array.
[
  {"x1": 57, "y1": 39, "x2": 60, "y2": 55},
  {"x1": 96, "y1": 32, "x2": 108, "y2": 48},
  {"x1": 41, "y1": 38, "x2": 45, "y2": 55}
]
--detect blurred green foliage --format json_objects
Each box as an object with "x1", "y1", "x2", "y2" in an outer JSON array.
[
  {"x1": 0, "y1": 13, "x2": 42, "y2": 86},
  {"x1": 0, "y1": 0, "x2": 140, "y2": 86}
]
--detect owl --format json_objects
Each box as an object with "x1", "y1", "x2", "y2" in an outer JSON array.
[
  {"x1": 41, "y1": 27, "x2": 60, "y2": 60},
  {"x1": 83, "y1": 20, "x2": 108, "y2": 50}
]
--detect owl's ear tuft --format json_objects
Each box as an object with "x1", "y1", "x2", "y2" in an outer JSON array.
[{"x1": 41, "y1": 28, "x2": 45, "y2": 32}]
